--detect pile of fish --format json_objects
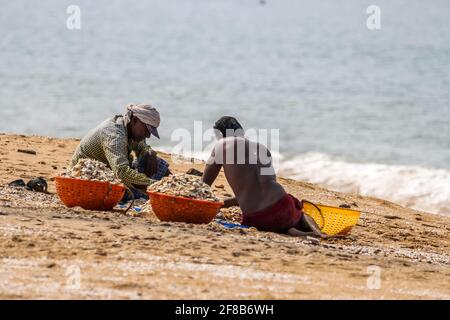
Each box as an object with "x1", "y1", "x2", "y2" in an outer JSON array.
[
  {"x1": 148, "y1": 174, "x2": 220, "y2": 202},
  {"x1": 62, "y1": 158, "x2": 122, "y2": 185}
]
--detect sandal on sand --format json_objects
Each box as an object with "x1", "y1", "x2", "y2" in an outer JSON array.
[
  {"x1": 26, "y1": 177, "x2": 48, "y2": 193},
  {"x1": 8, "y1": 179, "x2": 27, "y2": 188},
  {"x1": 8, "y1": 177, "x2": 48, "y2": 193}
]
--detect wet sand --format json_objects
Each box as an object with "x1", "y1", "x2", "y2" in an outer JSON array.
[{"x1": 0, "y1": 133, "x2": 449, "y2": 299}]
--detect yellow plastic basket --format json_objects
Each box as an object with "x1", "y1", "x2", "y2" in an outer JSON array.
[{"x1": 302, "y1": 200, "x2": 361, "y2": 236}]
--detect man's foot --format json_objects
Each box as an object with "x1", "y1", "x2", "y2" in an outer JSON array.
[
  {"x1": 287, "y1": 227, "x2": 329, "y2": 239},
  {"x1": 186, "y1": 168, "x2": 203, "y2": 177},
  {"x1": 287, "y1": 227, "x2": 318, "y2": 238},
  {"x1": 289, "y1": 213, "x2": 329, "y2": 239}
]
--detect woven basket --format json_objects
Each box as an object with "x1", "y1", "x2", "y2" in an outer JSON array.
[
  {"x1": 147, "y1": 191, "x2": 224, "y2": 224},
  {"x1": 55, "y1": 176, "x2": 125, "y2": 211},
  {"x1": 302, "y1": 200, "x2": 361, "y2": 236}
]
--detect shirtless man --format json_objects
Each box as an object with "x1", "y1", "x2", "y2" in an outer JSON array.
[{"x1": 202, "y1": 116, "x2": 327, "y2": 238}]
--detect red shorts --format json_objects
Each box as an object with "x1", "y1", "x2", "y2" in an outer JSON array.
[{"x1": 242, "y1": 194, "x2": 303, "y2": 233}]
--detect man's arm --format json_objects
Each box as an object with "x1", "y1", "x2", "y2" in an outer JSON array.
[
  {"x1": 102, "y1": 133, "x2": 155, "y2": 187},
  {"x1": 202, "y1": 142, "x2": 223, "y2": 186},
  {"x1": 132, "y1": 140, "x2": 158, "y2": 177},
  {"x1": 223, "y1": 197, "x2": 238, "y2": 208},
  {"x1": 133, "y1": 140, "x2": 152, "y2": 158}
]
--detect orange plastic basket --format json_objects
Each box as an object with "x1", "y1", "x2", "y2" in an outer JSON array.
[
  {"x1": 55, "y1": 176, "x2": 126, "y2": 211},
  {"x1": 147, "y1": 191, "x2": 224, "y2": 224}
]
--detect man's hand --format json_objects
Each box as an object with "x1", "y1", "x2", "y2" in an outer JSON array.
[
  {"x1": 223, "y1": 197, "x2": 238, "y2": 208},
  {"x1": 144, "y1": 150, "x2": 158, "y2": 177}
]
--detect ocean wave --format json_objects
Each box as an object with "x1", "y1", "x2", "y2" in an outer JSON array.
[{"x1": 279, "y1": 152, "x2": 450, "y2": 216}]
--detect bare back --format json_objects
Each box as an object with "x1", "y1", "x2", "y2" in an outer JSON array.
[{"x1": 214, "y1": 137, "x2": 286, "y2": 213}]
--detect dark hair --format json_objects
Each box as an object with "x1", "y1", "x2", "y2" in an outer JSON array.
[{"x1": 213, "y1": 116, "x2": 243, "y2": 138}]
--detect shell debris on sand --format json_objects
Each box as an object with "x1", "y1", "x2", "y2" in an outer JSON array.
[
  {"x1": 0, "y1": 186, "x2": 61, "y2": 208},
  {"x1": 147, "y1": 174, "x2": 220, "y2": 202},
  {"x1": 61, "y1": 158, "x2": 122, "y2": 185},
  {"x1": 217, "y1": 206, "x2": 243, "y2": 224},
  {"x1": 139, "y1": 202, "x2": 161, "y2": 222}
]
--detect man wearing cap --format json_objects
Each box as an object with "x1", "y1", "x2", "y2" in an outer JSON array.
[{"x1": 70, "y1": 104, "x2": 170, "y2": 192}]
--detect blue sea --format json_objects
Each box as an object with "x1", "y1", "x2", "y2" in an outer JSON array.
[{"x1": 0, "y1": 0, "x2": 449, "y2": 214}]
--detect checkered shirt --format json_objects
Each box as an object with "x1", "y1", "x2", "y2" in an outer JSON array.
[{"x1": 70, "y1": 115, "x2": 155, "y2": 187}]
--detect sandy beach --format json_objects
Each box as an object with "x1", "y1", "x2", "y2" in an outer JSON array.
[{"x1": 0, "y1": 133, "x2": 449, "y2": 299}]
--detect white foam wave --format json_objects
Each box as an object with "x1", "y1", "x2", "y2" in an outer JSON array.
[{"x1": 279, "y1": 152, "x2": 450, "y2": 216}]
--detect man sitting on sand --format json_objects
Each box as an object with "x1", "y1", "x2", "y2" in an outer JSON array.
[
  {"x1": 70, "y1": 104, "x2": 170, "y2": 197},
  {"x1": 202, "y1": 116, "x2": 327, "y2": 238}
]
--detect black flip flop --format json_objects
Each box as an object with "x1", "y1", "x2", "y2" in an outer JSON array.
[
  {"x1": 26, "y1": 177, "x2": 48, "y2": 193},
  {"x1": 8, "y1": 179, "x2": 27, "y2": 188}
]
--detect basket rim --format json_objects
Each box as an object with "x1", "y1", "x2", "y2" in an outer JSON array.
[
  {"x1": 304, "y1": 202, "x2": 361, "y2": 215},
  {"x1": 55, "y1": 176, "x2": 125, "y2": 188},
  {"x1": 316, "y1": 204, "x2": 360, "y2": 213},
  {"x1": 147, "y1": 191, "x2": 224, "y2": 206}
]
